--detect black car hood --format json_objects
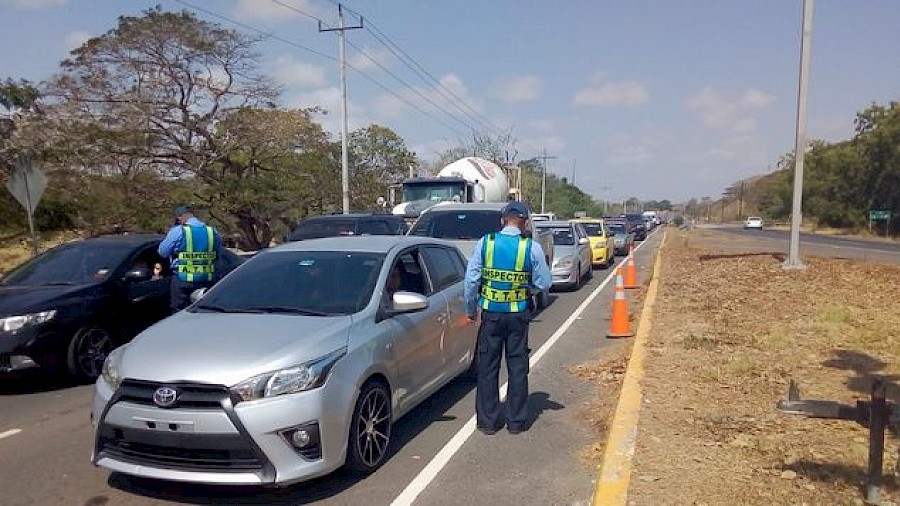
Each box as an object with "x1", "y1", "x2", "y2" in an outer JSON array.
[{"x1": 0, "y1": 284, "x2": 98, "y2": 316}]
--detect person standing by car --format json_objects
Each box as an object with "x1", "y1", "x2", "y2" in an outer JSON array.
[
  {"x1": 158, "y1": 205, "x2": 223, "y2": 313},
  {"x1": 464, "y1": 201, "x2": 551, "y2": 435}
]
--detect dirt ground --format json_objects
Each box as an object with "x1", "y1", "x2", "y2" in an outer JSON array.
[{"x1": 575, "y1": 228, "x2": 899, "y2": 505}]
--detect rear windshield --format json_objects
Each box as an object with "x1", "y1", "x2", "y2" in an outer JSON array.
[
  {"x1": 538, "y1": 226, "x2": 576, "y2": 246},
  {"x1": 606, "y1": 223, "x2": 627, "y2": 234},
  {"x1": 581, "y1": 223, "x2": 603, "y2": 236},
  {"x1": 288, "y1": 219, "x2": 356, "y2": 241},
  {"x1": 409, "y1": 210, "x2": 502, "y2": 240}
]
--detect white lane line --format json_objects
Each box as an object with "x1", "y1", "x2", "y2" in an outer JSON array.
[
  {"x1": 0, "y1": 429, "x2": 23, "y2": 439},
  {"x1": 390, "y1": 236, "x2": 655, "y2": 506}
]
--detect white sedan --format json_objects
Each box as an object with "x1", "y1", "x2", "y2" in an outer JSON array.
[{"x1": 744, "y1": 217, "x2": 764, "y2": 230}]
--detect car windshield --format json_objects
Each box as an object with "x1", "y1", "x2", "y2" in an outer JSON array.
[
  {"x1": 288, "y1": 219, "x2": 356, "y2": 241},
  {"x1": 403, "y1": 182, "x2": 466, "y2": 202},
  {"x1": 409, "y1": 210, "x2": 501, "y2": 240},
  {"x1": 606, "y1": 223, "x2": 627, "y2": 234},
  {"x1": 581, "y1": 223, "x2": 603, "y2": 236},
  {"x1": 2, "y1": 241, "x2": 135, "y2": 285},
  {"x1": 193, "y1": 251, "x2": 384, "y2": 315},
  {"x1": 539, "y1": 226, "x2": 576, "y2": 246}
]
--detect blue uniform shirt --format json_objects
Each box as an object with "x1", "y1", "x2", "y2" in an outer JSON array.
[
  {"x1": 464, "y1": 225, "x2": 551, "y2": 317},
  {"x1": 158, "y1": 216, "x2": 223, "y2": 269}
]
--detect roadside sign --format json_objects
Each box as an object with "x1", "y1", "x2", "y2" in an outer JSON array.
[
  {"x1": 4, "y1": 154, "x2": 46, "y2": 256},
  {"x1": 868, "y1": 210, "x2": 891, "y2": 221},
  {"x1": 6, "y1": 154, "x2": 46, "y2": 216}
]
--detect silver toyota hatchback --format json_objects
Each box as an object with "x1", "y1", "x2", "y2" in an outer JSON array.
[{"x1": 91, "y1": 236, "x2": 477, "y2": 486}]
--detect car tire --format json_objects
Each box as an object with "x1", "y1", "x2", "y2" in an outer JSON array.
[
  {"x1": 585, "y1": 262, "x2": 593, "y2": 281},
  {"x1": 67, "y1": 325, "x2": 114, "y2": 381},
  {"x1": 345, "y1": 380, "x2": 392, "y2": 476}
]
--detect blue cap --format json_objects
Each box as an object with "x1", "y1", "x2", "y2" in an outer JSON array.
[
  {"x1": 501, "y1": 201, "x2": 530, "y2": 219},
  {"x1": 173, "y1": 205, "x2": 193, "y2": 217}
]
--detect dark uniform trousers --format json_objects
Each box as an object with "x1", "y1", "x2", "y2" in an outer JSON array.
[
  {"x1": 170, "y1": 277, "x2": 213, "y2": 313},
  {"x1": 476, "y1": 310, "x2": 531, "y2": 431}
]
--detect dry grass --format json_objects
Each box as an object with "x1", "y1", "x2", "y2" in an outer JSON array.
[{"x1": 624, "y1": 229, "x2": 900, "y2": 505}]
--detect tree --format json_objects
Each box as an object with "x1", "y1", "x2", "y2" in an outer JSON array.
[{"x1": 348, "y1": 124, "x2": 417, "y2": 209}]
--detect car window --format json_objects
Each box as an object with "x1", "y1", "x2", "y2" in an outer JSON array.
[
  {"x1": 195, "y1": 251, "x2": 384, "y2": 315},
  {"x1": 606, "y1": 223, "x2": 627, "y2": 234},
  {"x1": 538, "y1": 226, "x2": 576, "y2": 246},
  {"x1": 389, "y1": 250, "x2": 430, "y2": 296},
  {"x1": 422, "y1": 247, "x2": 463, "y2": 292},
  {"x1": 359, "y1": 219, "x2": 392, "y2": 235},
  {"x1": 450, "y1": 248, "x2": 468, "y2": 278},
  {"x1": 581, "y1": 223, "x2": 603, "y2": 236},
  {"x1": 409, "y1": 210, "x2": 501, "y2": 240},
  {"x1": 2, "y1": 241, "x2": 135, "y2": 285},
  {"x1": 129, "y1": 246, "x2": 170, "y2": 278},
  {"x1": 288, "y1": 218, "x2": 357, "y2": 241}
]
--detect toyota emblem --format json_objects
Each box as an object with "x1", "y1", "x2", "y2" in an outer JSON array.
[{"x1": 153, "y1": 386, "x2": 179, "y2": 408}]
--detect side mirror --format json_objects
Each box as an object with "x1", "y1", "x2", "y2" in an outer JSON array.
[
  {"x1": 391, "y1": 291, "x2": 428, "y2": 314},
  {"x1": 578, "y1": 237, "x2": 590, "y2": 245},
  {"x1": 190, "y1": 288, "x2": 208, "y2": 303},
  {"x1": 124, "y1": 268, "x2": 151, "y2": 282}
]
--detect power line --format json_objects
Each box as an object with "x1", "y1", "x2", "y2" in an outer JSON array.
[
  {"x1": 170, "y1": 0, "x2": 467, "y2": 137},
  {"x1": 265, "y1": 0, "x2": 485, "y2": 136}
]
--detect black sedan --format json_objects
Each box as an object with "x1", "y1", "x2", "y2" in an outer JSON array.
[{"x1": 0, "y1": 234, "x2": 243, "y2": 380}]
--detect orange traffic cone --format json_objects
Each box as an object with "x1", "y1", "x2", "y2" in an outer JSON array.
[
  {"x1": 623, "y1": 249, "x2": 639, "y2": 289},
  {"x1": 607, "y1": 266, "x2": 634, "y2": 339}
]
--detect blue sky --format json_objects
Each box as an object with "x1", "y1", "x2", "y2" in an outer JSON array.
[{"x1": 1, "y1": 0, "x2": 898, "y2": 202}]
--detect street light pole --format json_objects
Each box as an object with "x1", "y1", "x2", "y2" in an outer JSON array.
[{"x1": 784, "y1": 0, "x2": 814, "y2": 270}]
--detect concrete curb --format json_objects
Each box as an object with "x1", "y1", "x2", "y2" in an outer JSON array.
[{"x1": 592, "y1": 230, "x2": 667, "y2": 505}]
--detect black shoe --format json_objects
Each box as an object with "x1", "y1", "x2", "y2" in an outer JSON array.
[
  {"x1": 506, "y1": 424, "x2": 526, "y2": 435},
  {"x1": 477, "y1": 426, "x2": 500, "y2": 435}
]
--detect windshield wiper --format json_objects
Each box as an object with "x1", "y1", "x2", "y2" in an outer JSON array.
[
  {"x1": 192, "y1": 304, "x2": 264, "y2": 314},
  {"x1": 245, "y1": 306, "x2": 331, "y2": 316},
  {"x1": 42, "y1": 282, "x2": 76, "y2": 286}
]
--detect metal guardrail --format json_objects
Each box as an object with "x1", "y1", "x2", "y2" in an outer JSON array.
[{"x1": 776, "y1": 377, "x2": 898, "y2": 504}]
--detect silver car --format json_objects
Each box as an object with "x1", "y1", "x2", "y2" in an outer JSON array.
[
  {"x1": 91, "y1": 236, "x2": 477, "y2": 486},
  {"x1": 536, "y1": 221, "x2": 593, "y2": 290}
]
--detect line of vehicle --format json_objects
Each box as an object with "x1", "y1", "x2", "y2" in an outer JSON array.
[
  {"x1": 0, "y1": 428, "x2": 23, "y2": 440},
  {"x1": 390, "y1": 232, "x2": 657, "y2": 506}
]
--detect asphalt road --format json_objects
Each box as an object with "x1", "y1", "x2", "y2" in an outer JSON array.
[
  {"x1": 705, "y1": 225, "x2": 900, "y2": 264},
  {"x1": 0, "y1": 230, "x2": 664, "y2": 506}
]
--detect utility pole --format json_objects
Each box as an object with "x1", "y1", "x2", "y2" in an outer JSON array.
[
  {"x1": 738, "y1": 181, "x2": 745, "y2": 219},
  {"x1": 571, "y1": 158, "x2": 577, "y2": 185},
  {"x1": 784, "y1": 0, "x2": 813, "y2": 270},
  {"x1": 319, "y1": 4, "x2": 363, "y2": 214},
  {"x1": 535, "y1": 149, "x2": 556, "y2": 214}
]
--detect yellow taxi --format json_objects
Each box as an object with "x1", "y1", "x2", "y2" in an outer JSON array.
[{"x1": 570, "y1": 218, "x2": 616, "y2": 268}]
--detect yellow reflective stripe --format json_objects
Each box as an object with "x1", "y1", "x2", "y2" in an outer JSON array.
[
  {"x1": 177, "y1": 264, "x2": 214, "y2": 274},
  {"x1": 206, "y1": 226, "x2": 214, "y2": 252},
  {"x1": 481, "y1": 268, "x2": 530, "y2": 283},
  {"x1": 484, "y1": 235, "x2": 495, "y2": 268},
  {"x1": 184, "y1": 226, "x2": 193, "y2": 251},
  {"x1": 480, "y1": 285, "x2": 529, "y2": 303},
  {"x1": 177, "y1": 252, "x2": 216, "y2": 260},
  {"x1": 515, "y1": 237, "x2": 528, "y2": 271}
]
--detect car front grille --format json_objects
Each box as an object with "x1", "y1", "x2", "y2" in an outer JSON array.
[
  {"x1": 117, "y1": 379, "x2": 229, "y2": 409},
  {"x1": 97, "y1": 425, "x2": 262, "y2": 471}
]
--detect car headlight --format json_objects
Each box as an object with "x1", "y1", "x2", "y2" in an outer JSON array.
[
  {"x1": 553, "y1": 256, "x2": 575, "y2": 269},
  {"x1": 0, "y1": 310, "x2": 56, "y2": 333},
  {"x1": 230, "y1": 347, "x2": 347, "y2": 402},
  {"x1": 101, "y1": 346, "x2": 126, "y2": 390}
]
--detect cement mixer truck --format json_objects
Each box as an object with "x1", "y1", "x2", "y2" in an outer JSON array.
[{"x1": 388, "y1": 157, "x2": 516, "y2": 219}]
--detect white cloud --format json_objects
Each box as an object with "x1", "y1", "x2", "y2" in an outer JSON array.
[
  {"x1": 348, "y1": 46, "x2": 393, "y2": 71},
  {"x1": 273, "y1": 55, "x2": 327, "y2": 88},
  {"x1": 497, "y1": 75, "x2": 543, "y2": 103},
  {"x1": 519, "y1": 135, "x2": 566, "y2": 155},
  {"x1": 685, "y1": 87, "x2": 775, "y2": 132},
  {"x1": 7, "y1": 0, "x2": 66, "y2": 8},
  {"x1": 64, "y1": 30, "x2": 91, "y2": 50},
  {"x1": 525, "y1": 120, "x2": 557, "y2": 134},
  {"x1": 232, "y1": 0, "x2": 325, "y2": 23},
  {"x1": 608, "y1": 145, "x2": 651, "y2": 165},
  {"x1": 285, "y1": 86, "x2": 368, "y2": 134},
  {"x1": 373, "y1": 73, "x2": 482, "y2": 126},
  {"x1": 573, "y1": 78, "x2": 649, "y2": 107}
]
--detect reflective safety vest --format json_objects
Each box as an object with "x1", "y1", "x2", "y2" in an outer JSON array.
[
  {"x1": 479, "y1": 233, "x2": 533, "y2": 313},
  {"x1": 176, "y1": 225, "x2": 217, "y2": 283}
]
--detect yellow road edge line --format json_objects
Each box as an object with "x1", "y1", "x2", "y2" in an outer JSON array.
[{"x1": 592, "y1": 230, "x2": 667, "y2": 506}]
